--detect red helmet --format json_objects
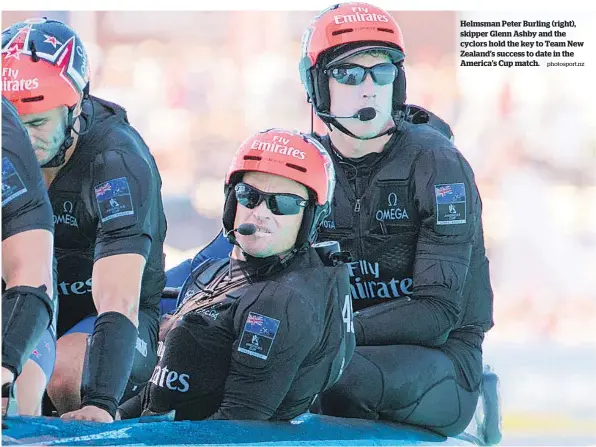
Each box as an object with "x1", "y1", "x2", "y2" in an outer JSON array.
[
  {"x1": 1, "y1": 18, "x2": 90, "y2": 116},
  {"x1": 223, "y1": 129, "x2": 336, "y2": 247},
  {"x1": 299, "y1": 2, "x2": 407, "y2": 119}
]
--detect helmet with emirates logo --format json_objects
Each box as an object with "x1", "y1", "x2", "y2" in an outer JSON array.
[
  {"x1": 2, "y1": 18, "x2": 91, "y2": 168},
  {"x1": 299, "y1": 2, "x2": 407, "y2": 121},
  {"x1": 2, "y1": 17, "x2": 89, "y2": 115},
  {"x1": 223, "y1": 128, "x2": 336, "y2": 248}
]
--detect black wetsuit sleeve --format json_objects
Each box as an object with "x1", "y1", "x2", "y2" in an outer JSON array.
[
  {"x1": 354, "y1": 143, "x2": 480, "y2": 347},
  {"x1": 2, "y1": 100, "x2": 53, "y2": 241},
  {"x1": 208, "y1": 282, "x2": 318, "y2": 420},
  {"x1": 86, "y1": 149, "x2": 156, "y2": 261}
]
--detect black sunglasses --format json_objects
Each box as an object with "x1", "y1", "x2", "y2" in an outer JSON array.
[
  {"x1": 325, "y1": 62, "x2": 398, "y2": 86},
  {"x1": 235, "y1": 183, "x2": 308, "y2": 216}
]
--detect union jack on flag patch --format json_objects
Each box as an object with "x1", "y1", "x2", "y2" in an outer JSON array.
[
  {"x1": 94, "y1": 183, "x2": 112, "y2": 198},
  {"x1": 435, "y1": 185, "x2": 452, "y2": 197},
  {"x1": 247, "y1": 313, "x2": 263, "y2": 326}
]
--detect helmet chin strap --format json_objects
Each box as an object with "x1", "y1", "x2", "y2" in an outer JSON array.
[
  {"x1": 228, "y1": 229, "x2": 306, "y2": 265},
  {"x1": 236, "y1": 245, "x2": 305, "y2": 280},
  {"x1": 325, "y1": 117, "x2": 396, "y2": 140}
]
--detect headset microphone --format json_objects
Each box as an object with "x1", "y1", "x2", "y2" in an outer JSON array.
[
  {"x1": 225, "y1": 223, "x2": 257, "y2": 238},
  {"x1": 317, "y1": 107, "x2": 376, "y2": 122}
]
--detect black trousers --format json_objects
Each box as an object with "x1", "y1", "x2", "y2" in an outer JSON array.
[
  {"x1": 119, "y1": 313, "x2": 234, "y2": 421},
  {"x1": 318, "y1": 344, "x2": 480, "y2": 437}
]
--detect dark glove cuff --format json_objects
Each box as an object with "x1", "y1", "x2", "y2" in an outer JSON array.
[{"x1": 81, "y1": 394, "x2": 119, "y2": 419}]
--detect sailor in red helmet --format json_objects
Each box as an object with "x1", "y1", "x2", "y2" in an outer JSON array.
[
  {"x1": 2, "y1": 18, "x2": 167, "y2": 422},
  {"x1": 298, "y1": 3, "x2": 495, "y2": 437},
  {"x1": 117, "y1": 129, "x2": 355, "y2": 421}
]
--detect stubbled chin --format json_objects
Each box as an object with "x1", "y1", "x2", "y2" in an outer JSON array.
[
  {"x1": 34, "y1": 149, "x2": 54, "y2": 165},
  {"x1": 241, "y1": 235, "x2": 272, "y2": 247},
  {"x1": 241, "y1": 244, "x2": 273, "y2": 258}
]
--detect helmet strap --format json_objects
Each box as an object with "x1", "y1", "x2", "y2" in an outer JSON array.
[
  {"x1": 40, "y1": 105, "x2": 76, "y2": 168},
  {"x1": 72, "y1": 84, "x2": 95, "y2": 137},
  {"x1": 240, "y1": 246, "x2": 305, "y2": 281},
  {"x1": 323, "y1": 115, "x2": 397, "y2": 141}
]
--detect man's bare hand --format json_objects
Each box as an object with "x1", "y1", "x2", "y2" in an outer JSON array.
[{"x1": 61, "y1": 405, "x2": 114, "y2": 423}]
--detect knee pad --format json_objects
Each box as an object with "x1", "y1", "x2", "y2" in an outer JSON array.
[{"x1": 2, "y1": 285, "x2": 54, "y2": 377}]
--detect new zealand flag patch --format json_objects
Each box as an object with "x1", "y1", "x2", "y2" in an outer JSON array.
[
  {"x1": 238, "y1": 312, "x2": 280, "y2": 360},
  {"x1": 94, "y1": 177, "x2": 134, "y2": 223},
  {"x1": 2, "y1": 157, "x2": 28, "y2": 207},
  {"x1": 435, "y1": 183, "x2": 466, "y2": 225}
]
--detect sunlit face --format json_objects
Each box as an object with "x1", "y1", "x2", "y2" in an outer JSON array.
[
  {"x1": 233, "y1": 171, "x2": 308, "y2": 258},
  {"x1": 19, "y1": 106, "x2": 69, "y2": 166},
  {"x1": 327, "y1": 52, "x2": 394, "y2": 138}
]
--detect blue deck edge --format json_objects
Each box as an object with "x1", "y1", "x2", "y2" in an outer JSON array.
[{"x1": 2, "y1": 412, "x2": 481, "y2": 446}]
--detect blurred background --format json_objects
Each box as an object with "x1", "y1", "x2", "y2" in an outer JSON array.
[{"x1": 3, "y1": 9, "x2": 596, "y2": 445}]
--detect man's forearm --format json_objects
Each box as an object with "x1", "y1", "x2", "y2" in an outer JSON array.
[
  {"x1": 80, "y1": 311, "x2": 138, "y2": 418},
  {"x1": 92, "y1": 253, "x2": 146, "y2": 326},
  {"x1": 82, "y1": 253, "x2": 146, "y2": 416}
]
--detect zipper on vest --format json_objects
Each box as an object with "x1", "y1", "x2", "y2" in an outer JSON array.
[
  {"x1": 354, "y1": 199, "x2": 361, "y2": 213},
  {"x1": 352, "y1": 179, "x2": 365, "y2": 261}
]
